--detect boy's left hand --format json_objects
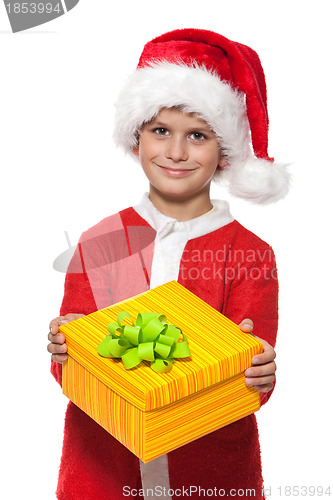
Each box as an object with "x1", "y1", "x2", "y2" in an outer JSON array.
[{"x1": 238, "y1": 319, "x2": 276, "y2": 393}]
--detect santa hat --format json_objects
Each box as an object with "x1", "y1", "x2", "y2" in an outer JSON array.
[{"x1": 113, "y1": 28, "x2": 290, "y2": 204}]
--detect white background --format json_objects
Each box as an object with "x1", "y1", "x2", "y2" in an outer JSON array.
[{"x1": 1, "y1": 1, "x2": 332, "y2": 498}]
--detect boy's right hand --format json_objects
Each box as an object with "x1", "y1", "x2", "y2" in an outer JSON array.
[{"x1": 47, "y1": 314, "x2": 85, "y2": 363}]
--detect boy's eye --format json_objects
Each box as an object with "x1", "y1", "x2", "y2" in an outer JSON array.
[
  {"x1": 153, "y1": 128, "x2": 169, "y2": 136},
  {"x1": 189, "y1": 132, "x2": 206, "y2": 141}
]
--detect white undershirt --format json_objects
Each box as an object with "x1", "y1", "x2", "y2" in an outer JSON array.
[
  {"x1": 133, "y1": 193, "x2": 234, "y2": 499},
  {"x1": 134, "y1": 193, "x2": 234, "y2": 289}
]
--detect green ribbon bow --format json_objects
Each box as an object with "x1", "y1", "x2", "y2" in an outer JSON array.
[{"x1": 97, "y1": 311, "x2": 191, "y2": 373}]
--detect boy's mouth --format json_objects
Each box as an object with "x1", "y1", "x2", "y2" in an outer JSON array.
[{"x1": 157, "y1": 165, "x2": 196, "y2": 177}]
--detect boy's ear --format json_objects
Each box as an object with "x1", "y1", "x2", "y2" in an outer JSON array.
[
  {"x1": 217, "y1": 156, "x2": 227, "y2": 170},
  {"x1": 132, "y1": 144, "x2": 140, "y2": 156}
]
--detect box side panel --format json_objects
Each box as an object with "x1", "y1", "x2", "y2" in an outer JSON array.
[
  {"x1": 143, "y1": 374, "x2": 260, "y2": 462},
  {"x1": 63, "y1": 357, "x2": 145, "y2": 459}
]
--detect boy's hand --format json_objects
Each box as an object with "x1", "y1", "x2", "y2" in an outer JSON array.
[
  {"x1": 238, "y1": 319, "x2": 276, "y2": 393},
  {"x1": 47, "y1": 314, "x2": 85, "y2": 363}
]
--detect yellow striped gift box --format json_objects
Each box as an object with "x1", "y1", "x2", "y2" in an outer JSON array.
[{"x1": 60, "y1": 280, "x2": 262, "y2": 463}]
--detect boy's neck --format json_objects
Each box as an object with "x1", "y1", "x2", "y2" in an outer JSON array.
[{"x1": 148, "y1": 187, "x2": 214, "y2": 222}]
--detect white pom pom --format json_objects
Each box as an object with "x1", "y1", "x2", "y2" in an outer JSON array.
[{"x1": 218, "y1": 157, "x2": 291, "y2": 204}]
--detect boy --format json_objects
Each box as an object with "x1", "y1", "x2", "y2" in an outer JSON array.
[{"x1": 48, "y1": 29, "x2": 289, "y2": 499}]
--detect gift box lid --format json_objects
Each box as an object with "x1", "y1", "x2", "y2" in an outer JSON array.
[{"x1": 60, "y1": 280, "x2": 262, "y2": 411}]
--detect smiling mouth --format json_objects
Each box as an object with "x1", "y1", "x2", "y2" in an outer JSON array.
[{"x1": 158, "y1": 165, "x2": 196, "y2": 176}]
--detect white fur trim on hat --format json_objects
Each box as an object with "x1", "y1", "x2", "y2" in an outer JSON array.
[{"x1": 113, "y1": 62, "x2": 290, "y2": 204}]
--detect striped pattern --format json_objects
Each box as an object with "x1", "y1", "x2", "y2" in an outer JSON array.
[
  {"x1": 61, "y1": 280, "x2": 262, "y2": 462},
  {"x1": 64, "y1": 356, "x2": 260, "y2": 462}
]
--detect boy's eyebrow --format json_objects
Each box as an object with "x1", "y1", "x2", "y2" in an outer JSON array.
[
  {"x1": 147, "y1": 118, "x2": 214, "y2": 134},
  {"x1": 147, "y1": 119, "x2": 167, "y2": 127}
]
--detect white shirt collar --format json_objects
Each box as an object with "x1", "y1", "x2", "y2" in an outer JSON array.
[{"x1": 133, "y1": 192, "x2": 234, "y2": 240}]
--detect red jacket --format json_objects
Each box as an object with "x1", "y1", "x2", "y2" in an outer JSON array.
[{"x1": 52, "y1": 207, "x2": 278, "y2": 500}]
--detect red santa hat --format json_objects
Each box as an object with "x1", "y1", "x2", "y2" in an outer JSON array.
[{"x1": 114, "y1": 28, "x2": 290, "y2": 204}]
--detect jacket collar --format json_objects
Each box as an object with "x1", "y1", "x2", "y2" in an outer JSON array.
[{"x1": 133, "y1": 193, "x2": 234, "y2": 240}]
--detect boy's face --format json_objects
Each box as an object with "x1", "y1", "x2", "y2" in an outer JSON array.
[{"x1": 132, "y1": 108, "x2": 226, "y2": 205}]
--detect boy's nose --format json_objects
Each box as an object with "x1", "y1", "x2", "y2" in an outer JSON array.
[{"x1": 165, "y1": 137, "x2": 189, "y2": 162}]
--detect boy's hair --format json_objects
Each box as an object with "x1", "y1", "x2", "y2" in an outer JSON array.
[{"x1": 114, "y1": 29, "x2": 290, "y2": 205}]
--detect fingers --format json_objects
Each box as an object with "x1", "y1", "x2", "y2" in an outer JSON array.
[
  {"x1": 47, "y1": 316, "x2": 69, "y2": 364},
  {"x1": 49, "y1": 313, "x2": 84, "y2": 335},
  {"x1": 246, "y1": 376, "x2": 275, "y2": 389},
  {"x1": 50, "y1": 352, "x2": 68, "y2": 363},
  {"x1": 245, "y1": 370, "x2": 276, "y2": 387},
  {"x1": 47, "y1": 338, "x2": 68, "y2": 363},
  {"x1": 238, "y1": 318, "x2": 254, "y2": 333},
  {"x1": 238, "y1": 320, "x2": 277, "y2": 394},
  {"x1": 245, "y1": 358, "x2": 277, "y2": 393},
  {"x1": 48, "y1": 330, "x2": 66, "y2": 344},
  {"x1": 47, "y1": 331, "x2": 67, "y2": 354},
  {"x1": 245, "y1": 360, "x2": 276, "y2": 378},
  {"x1": 47, "y1": 314, "x2": 85, "y2": 364},
  {"x1": 245, "y1": 378, "x2": 275, "y2": 393},
  {"x1": 253, "y1": 383, "x2": 274, "y2": 393},
  {"x1": 49, "y1": 316, "x2": 67, "y2": 335},
  {"x1": 49, "y1": 319, "x2": 60, "y2": 335},
  {"x1": 251, "y1": 339, "x2": 276, "y2": 365},
  {"x1": 245, "y1": 339, "x2": 276, "y2": 393},
  {"x1": 47, "y1": 341, "x2": 68, "y2": 355}
]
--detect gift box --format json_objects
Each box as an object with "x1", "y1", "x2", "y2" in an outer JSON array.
[{"x1": 60, "y1": 280, "x2": 262, "y2": 463}]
